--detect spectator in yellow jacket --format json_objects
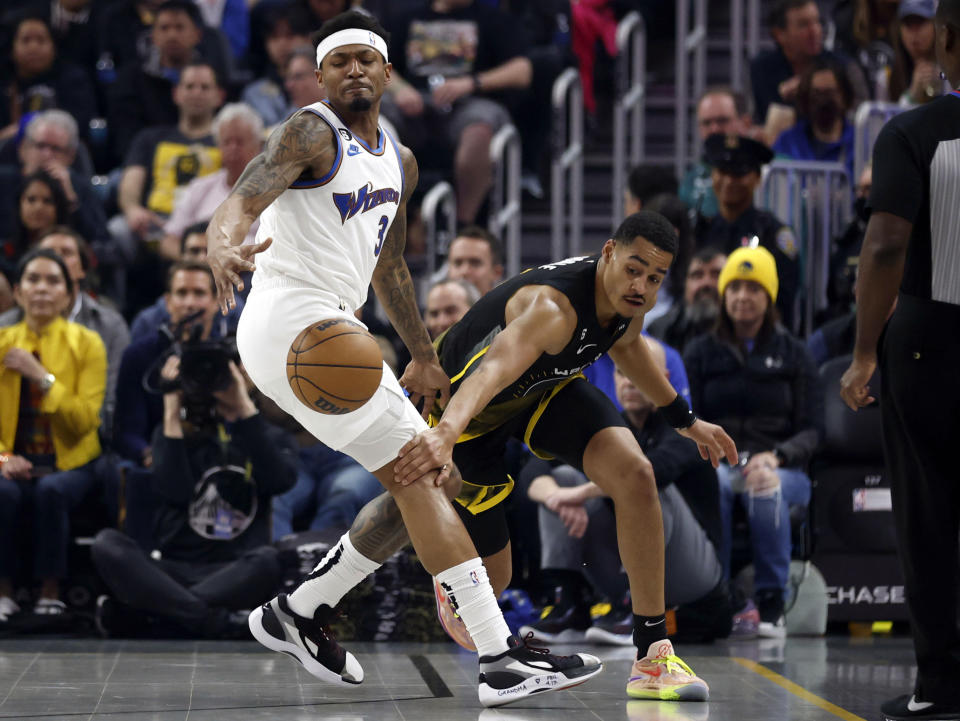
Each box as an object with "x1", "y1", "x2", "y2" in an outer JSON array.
[{"x1": 0, "y1": 248, "x2": 106, "y2": 622}]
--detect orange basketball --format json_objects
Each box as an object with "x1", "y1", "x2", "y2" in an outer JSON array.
[{"x1": 286, "y1": 318, "x2": 383, "y2": 415}]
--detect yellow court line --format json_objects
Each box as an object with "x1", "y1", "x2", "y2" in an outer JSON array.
[{"x1": 732, "y1": 657, "x2": 867, "y2": 721}]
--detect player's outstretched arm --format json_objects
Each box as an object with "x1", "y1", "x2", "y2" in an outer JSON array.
[
  {"x1": 394, "y1": 288, "x2": 576, "y2": 485},
  {"x1": 609, "y1": 328, "x2": 738, "y2": 468},
  {"x1": 371, "y1": 146, "x2": 450, "y2": 417},
  {"x1": 208, "y1": 111, "x2": 338, "y2": 313}
]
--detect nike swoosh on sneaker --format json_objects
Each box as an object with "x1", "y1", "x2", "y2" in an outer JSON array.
[{"x1": 907, "y1": 696, "x2": 934, "y2": 712}]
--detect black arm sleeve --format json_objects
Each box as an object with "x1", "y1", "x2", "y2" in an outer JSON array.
[
  {"x1": 151, "y1": 425, "x2": 197, "y2": 506},
  {"x1": 230, "y1": 414, "x2": 298, "y2": 497},
  {"x1": 645, "y1": 430, "x2": 704, "y2": 490}
]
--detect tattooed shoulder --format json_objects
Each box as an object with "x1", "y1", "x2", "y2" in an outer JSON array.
[{"x1": 233, "y1": 111, "x2": 337, "y2": 199}]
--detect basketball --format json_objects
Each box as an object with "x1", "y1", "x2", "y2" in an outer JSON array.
[{"x1": 286, "y1": 318, "x2": 383, "y2": 415}]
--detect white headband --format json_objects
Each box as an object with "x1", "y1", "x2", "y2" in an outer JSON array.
[{"x1": 316, "y1": 28, "x2": 388, "y2": 68}]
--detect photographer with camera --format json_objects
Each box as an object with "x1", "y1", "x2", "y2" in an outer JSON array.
[{"x1": 91, "y1": 346, "x2": 297, "y2": 638}]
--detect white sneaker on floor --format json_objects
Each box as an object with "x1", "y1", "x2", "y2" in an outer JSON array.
[
  {"x1": 0, "y1": 596, "x2": 20, "y2": 622},
  {"x1": 33, "y1": 598, "x2": 66, "y2": 615},
  {"x1": 478, "y1": 633, "x2": 602, "y2": 707},
  {"x1": 757, "y1": 614, "x2": 787, "y2": 639}
]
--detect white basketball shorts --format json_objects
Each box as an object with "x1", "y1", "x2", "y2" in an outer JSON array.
[{"x1": 237, "y1": 282, "x2": 428, "y2": 472}]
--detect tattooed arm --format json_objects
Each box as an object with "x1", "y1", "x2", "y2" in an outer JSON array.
[
  {"x1": 371, "y1": 145, "x2": 451, "y2": 420},
  {"x1": 207, "y1": 111, "x2": 338, "y2": 313}
]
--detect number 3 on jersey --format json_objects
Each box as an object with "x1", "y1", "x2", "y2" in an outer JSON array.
[{"x1": 374, "y1": 215, "x2": 388, "y2": 256}]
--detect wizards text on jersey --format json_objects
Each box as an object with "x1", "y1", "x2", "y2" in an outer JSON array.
[{"x1": 332, "y1": 182, "x2": 401, "y2": 224}]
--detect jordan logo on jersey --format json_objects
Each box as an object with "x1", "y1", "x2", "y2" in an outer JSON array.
[{"x1": 332, "y1": 182, "x2": 401, "y2": 224}]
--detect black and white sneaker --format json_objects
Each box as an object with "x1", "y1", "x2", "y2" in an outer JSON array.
[
  {"x1": 248, "y1": 594, "x2": 363, "y2": 685},
  {"x1": 478, "y1": 633, "x2": 602, "y2": 707}
]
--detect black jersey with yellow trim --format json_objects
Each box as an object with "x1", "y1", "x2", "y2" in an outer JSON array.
[{"x1": 433, "y1": 255, "x2": 630, "y2": 439}]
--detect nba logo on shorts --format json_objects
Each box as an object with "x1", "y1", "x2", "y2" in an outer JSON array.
[{"x1": 470, "y1": 570, "x2": 480, "y2": 585}]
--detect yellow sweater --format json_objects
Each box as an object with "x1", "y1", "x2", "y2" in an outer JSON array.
[{"x1": 0, "y1": 316, "x2": 106, "y2": 470}]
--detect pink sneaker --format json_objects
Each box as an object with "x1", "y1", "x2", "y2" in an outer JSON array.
[
  {"x1": 626, "y1": 640, "x2": 709, "y2": 701},
  {"x1": 731, "y1": 599, "x2": 760, "y2": 638},
  {"x1": 434, "y1": 578, "x2": 476, "y2": 651}
]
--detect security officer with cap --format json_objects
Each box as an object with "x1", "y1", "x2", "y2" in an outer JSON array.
[{"x1": 695, "y1": 133, "x2": 800, "y2": 330}]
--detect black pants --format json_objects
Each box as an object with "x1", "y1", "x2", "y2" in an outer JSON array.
[
  {"x1": 881, "y1": 293, "x2": 960, "y2": 704},
  {"x1": 91, "y1": 528, "x2": 281, "y2": 634}
]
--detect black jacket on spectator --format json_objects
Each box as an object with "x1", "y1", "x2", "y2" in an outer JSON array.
[
  {"x1": 150, "y1": 415, "x2": 297, "y2": 563},
  {"x1": 0, "y1": 166, "x2": 109, "y2": 272},
  {"x1": 628, "y1": 411, "x2": 722, "y2": 554},
  {"x1": 0, "y1": 60, "x2": 96, "y2": 137},
  {"x1": 684, "y1": 325, "x2": 823, "y2": 469},
  {"x1": 24, "y1": 0, "x2": 103, "y2": 85}
]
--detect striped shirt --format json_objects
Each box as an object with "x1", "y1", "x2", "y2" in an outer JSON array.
[{"x1": 869, "y1": 91, "x2": 960, "y2": 305}]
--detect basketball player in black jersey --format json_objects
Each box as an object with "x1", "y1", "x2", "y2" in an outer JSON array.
[{"x1": 393, "y1": 211, "x2": 738, "y2": 701}]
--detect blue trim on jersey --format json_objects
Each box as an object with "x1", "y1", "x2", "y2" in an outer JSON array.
[
  {"x1": 951, "y1": 89, "x2": 960, "y2": 99},
  {"x1": 289, "y1": 109, "x2": 343, "y2": 188},
  {"x1": 383, "y1": 126, "x2": 405, "y2": 196},
  {"x1": 321, "y1": 100, "x2": 386, "y2": 155}
]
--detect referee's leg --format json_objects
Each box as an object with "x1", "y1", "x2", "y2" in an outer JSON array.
[{"x1": 882, "y1": 306, "x2": 960, "y2": 705}]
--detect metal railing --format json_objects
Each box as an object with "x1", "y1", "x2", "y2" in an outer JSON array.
[
  {"x1": 551, "y1": 67, "x2": 584, "y2": 260},
  {"x1": 853, "y1": 101, "x2": 903, "y2": 184},
  {"x1": 611, "y1": 11, "x2": 646, "y2": 227},
  {"x1": 675, "y1": 0, "x2": 708, "y2": 180},
  {"x1": 730, "y1": 0, "x2": 761, "y2": 92},
  {"x1": 489, "y1": 123, "x2": 522, "y2": 278},
  {"x1": 420, "y1": 180, "x2": 456, "y2": 290},
  {"x1": 758, "y1": 160, "x2": 853, "y2": 336}
]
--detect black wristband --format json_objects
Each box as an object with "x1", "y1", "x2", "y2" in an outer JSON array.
[{"x1": 660, "y1": 394, "x2": 697, "y2": 429}]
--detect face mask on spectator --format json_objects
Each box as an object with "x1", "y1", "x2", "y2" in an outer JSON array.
[{"x1": 811, "y1": 98, "x2": 842, "y2": 132}]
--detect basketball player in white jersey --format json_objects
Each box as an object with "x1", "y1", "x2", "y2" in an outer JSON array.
[{"x1": 207, "y1": 11, "x2": 602, "y2": 708}]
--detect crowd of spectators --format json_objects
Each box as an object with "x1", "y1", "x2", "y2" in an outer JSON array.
[{"x1": 0, "y1": 0, "x2": 927, "y2": 642}]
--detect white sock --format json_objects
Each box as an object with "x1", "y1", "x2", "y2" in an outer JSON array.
[
  {"x1": 287, "y1": 533, "x2": 381, "y2": 618},
  {"x1": 436, "y1": 558, "x2": 511, "y2": 657}
]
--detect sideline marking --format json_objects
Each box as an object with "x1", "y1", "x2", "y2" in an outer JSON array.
[{"x1": 732, "y1": 657, "x2": 867, "y2": 721}]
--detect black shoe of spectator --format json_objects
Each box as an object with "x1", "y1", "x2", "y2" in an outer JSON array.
[
  {"x1": 755, "y1": 588, "x2": 787, "y2": 639},
  {"x1": 673, "y1": 580, "x2": 734, "y2": 643},
  {"x1": 881, "y1": 693, "x2": 960, "y2": 720},
  {"x1": 584, "y1": 608, "x2": 633, "y2": 646},
  {"x1": 519, "y1": 596, "x2": 592, "y2": 643}
]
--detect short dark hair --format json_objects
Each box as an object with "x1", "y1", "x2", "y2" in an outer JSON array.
[
  {"x1": 612, "y1": 211, "x2": 679, "y2": 259},
  {"x1": 16, "y1": 247, "x2": 74, "y2": 298},
  {"x1": 626, "y1": 164, "x2": 678, "y2": 205},
  {"x1": 38, "y1": 225, "x2": 92, "y2": 272},
  {"x1": 690, "y1": 245, "x2": 726, "y2": 267},
  {"x1": 311, "y1": 10, "x2": 390, "y2": 68},
  {"x1": 265, "y1": 4, "x2": 313, "y2": 38},
  {"x1": 166, "y1": 259, "x2": 215, "y2": 295},
  {"x1": 451, "y1": 226, "x2": 504, "y2": 266},
  {"x1": 179, "y1": 61, "x2": 222, "y2": 89},
  {"x1": 699, "y1": 85, "x2": 751, "y2": 118},
  {"x1": 797, "y1": 56, "x2": 855, "y2": 116},
  {"x1": 181, "y1": 220, "x2": 209, "y2": 252},
  {"x1": 156, "y1": 0, "x2": 202, "y2": 26},
  {"x1": 769, "y1": 0, "x2": 817, "y2": 30}
]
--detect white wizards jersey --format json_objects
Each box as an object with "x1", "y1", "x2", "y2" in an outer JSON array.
[{"x1": 253, "y1": 100, "x2": 404, "y2": 311}]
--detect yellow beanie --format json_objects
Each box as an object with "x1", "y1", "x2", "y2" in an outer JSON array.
[{"x1": 718, "y1": 246, "x2": 779, "y2": 302}]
